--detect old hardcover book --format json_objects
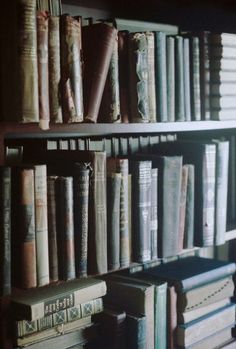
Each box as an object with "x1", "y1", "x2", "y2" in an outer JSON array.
[
  {"x1": 118, "y1": 30, "x2": 130, "y2": 123},
  {"x1": 82, "y1": 23, "x2": 117, "y2": 123},
  {"x1": 150, "y1": 168, "x2": 158, "y2": 260},
  {"x1": 49, "y1": 15, "x2": 62, "y2": 123},
  {"x1": 131, "y1": 160, "x2": 152, "y2": 263},
  {"x1": 189, "y1": 36, "x2": 201, "y2": 121},
  {"x1": 183, "y1": 164, "x2": 195, "y2": 249},
  {"x1": 34, "y1": 165, "x2": 50, "y2": 286},
  {"x1": 103, "y1": 276, "x2": 155, "y2": 349},
  {"x1": 126, "y1": 313, "x2": 146, "y2": 349},
  {"x1": 10, "y1": 278, "x2": 106, "y2": 321},
  {"x1": 60, "y1": 15, "x2": 83, "y2": 122},
  {"x1": 74, "y1": 164, "x2": 90, "y2": 278},
  {"x1": 56, "y1": 176, "x2": 75, "y2": 281},
  {"x1": 166, "y1": 36, "x2": 175, "y2": 122},
  {"x1": 144, "y1": 256, "x2": 236, "y2": 292},
  {"x1": 167, "y1": 285, "x2": 178, "y2": 349},
  {"x1": 146, "y1": 31, "x2": 156, "y2": 122},
  {"x1": 47, "y1": 176, "x2": 59, "y2": 282},
  {"x1": 176, "y1": 303, "x2": 236, "y2": 347},
  {"x1": 18, "y1": 0, "x2": 39, "y2": 123},
  {"x1": 178, "y1": 165, "x2": 188, "y2": 252},
  {"x1": 183, "y1": 37, "x2": 191, "y2": 121},
  {"x1": 175, "y1": 36, "x2": 185, "y2": 121},
  {"x1": 155, "y1": 32, "x2": 168, "y2": 122},
  {"x1": 107, "y1": 173, "x2": 121, "y2": 271},
  {"x1": 0, "y1": 167, "x2": 11, "y2": 296},
  {"x1": 128, "y1": 32, "x2": 150, "y2": 123},
  {"x1": 37, "y1": 11, "x2": 50, "y2": 130}
]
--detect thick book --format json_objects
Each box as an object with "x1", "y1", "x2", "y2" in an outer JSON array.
[
  {"x1": 56, "y1": 176, "x2": 76, "y2": 281},
  {"x1": 0, "y1": 167, "x2": 11, "y2": 296},
  {"x1": 183, "y1": 164, "x2": 195, "y2": 249},
  {"x1": 74, "y1": 164, "x2": 90, "y2": 278},
  {"x1": 176, "y1": 303, "x2": 236, "y2": 347},
  {"x1": 107, "y1": 173, "x2": 121, "y2": 271},
  {"x1": 82, "y1": 23, "x2": 117, "y2": 123},
  {"x1": 131, "y1": 160, "x2": 152, "y2": 263},
  {"x1": 34, "y1": 165, "x2": 50, "y2": 286},
  {"x1": 103, "y1": 276, "x2": 155, "y2": 349},
  {"x1": 37, "y1": 11, "x2": 50, "y2": 130},
  {"x1": 155, "y1": 31, "x2": 168, "y2": 122},
  {"x1": 60, "y1": 15, "x2": 83, "y2": 123},
  {"x1": 10, "y1": 277, "x2": 106, "y2": 321},
  {"x1": 126, "y1": 313, "x2": 146, "y2": 349},
  {"x1": 144, "y1": 256, "x2": 236, "y2": 292},
  {"x1": 16, "y1": 297, "x2": 103, "y2": 337},
  {"x1": 146, "y1": 31, "x2": 156, "y2": 123}
]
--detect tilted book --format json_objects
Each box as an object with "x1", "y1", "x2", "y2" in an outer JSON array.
[
  {"x1": 10, "y1": 278, "x2": 106, "y2": 321},
  {"x1": 183, "y1": 164, "x2": 195, "y2": 249},
  {"x1": 126, "y1": 313, "x2": 146, "y2": 349}
]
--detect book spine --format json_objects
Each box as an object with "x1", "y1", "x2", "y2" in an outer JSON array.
[
  {"x1": 88, "y1": 153, "x2": 107, "y2": 274},
  {"x1": 126, "y1": 314, "x2": 146, "y2": 349},
  {"x1": 37, "y1": 11, "x2": 50, "y2": 130},
  {"x1": 118, "y1": 30, "x2": 130, "y2": 123},
  {"x1": 151, "y1": 168, "x2": 158, "y2": 260},
  {"x1": 178, "y1": 165, "x2": 188, "y2": 252},
  {"x1": 18, "y1": 0, "x2": 39, "y2": 123},
  {"x1": 189, "y1": 36, "x2": 201, "y2": 121},
  {"x1": 146, "y1": 31, "x2": 156, "y2": 122},
  {"x1": 155, "y1": 283, "x2": 167, "y2": 349},
  {"x1": 199, "y1": 31, "x2": 211, "y2": 120},
  {"x1": 56, "y1": 176, "x2": 76, "y2": 280},
  {"x1": 214, "y1": 141, "x2": 229, "y2": 246},
  {"x1": 132, "y1": 161, "x2": 152, "y2": 263},
  {"x1": 74, "y1": 164, "x2": 90, "y2": 278},
  {"x1": 49, "y1": 16, "x2": 62, "y2": 123},
  {"x1": 20, "y1": 168, "x2": 37, "y2": 288},
  {"x1": 183, "y1": 37, "x2": 191, "y2": 121},
  {"x1": 0, "y1": 167, "x2": 11, "y2": 295},
  {"x1": 34, "y1": 165, "x2": 49, "y2": 286},
  {"x1": 167, "y1": 286, "x2": 177, "y2": 349},
  {"x1": 166, "y1": 36, "x2": 175, "y2": 122},
  {"x1": 155, "y1": 31, "x2": 168, "y2": 122},
  {"x1": 129, "y1": 32, "x2": 150, "y2": 122},
  {"x1": 116, "y1": 159, "x2": 130, "y2": 268},
  {"x1": 183, "y1": 164, "x2": 195, "y2": 249},
  {"x1": 60, "y1": 15, "x2": 83, "y2": 122},
  {"x1": 107, "y1": 173, "x2": 121, "y2": 271},
  {"x1": 175, "y1": 36, "x2": 185, "y2": 121},
  {"x1": 47, "y1": 176, "x2": 59, "y2": 282}
]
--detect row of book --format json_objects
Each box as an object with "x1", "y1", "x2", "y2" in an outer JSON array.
[
  {"x1": 9, "y1": 256, "x2": 236, "y2": 349},
  {"x1": 3, "y1": 1, "x2": 236, "y2": 128},
  {"x1": 0, "y1": 137, "x2": 230, "y2": 296}
]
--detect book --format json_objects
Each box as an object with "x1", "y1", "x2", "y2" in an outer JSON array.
[
  {"x1": 178, "y1": 165, "x2": 188, "y2": 252},
  {"x1": 128, "y1": 32, "x2": 150, "y2": 123},
  {"x1": 166, "y1": 36, "x2": 175, "y2": 122},
  {"x1": 0, "y1": 167, "x2": 11, "y2": 296},
  {"x1": 155, "y1": 31, "x2": 168, "y2": 122},
  {"x1": 56, "y1": 176, "x2": 76, "y2": 281},
  {"x1": 82, "y1": 23, "x2": 117, "y2": 123},
  {"x1": 150, "y1": 168, "x2": 158, "y2": 260},
  {"x1": 73, "y1": 164, "x2": 90, "y2": 278},
  {"x1": 107, "y1": 173, "x2": 121, "y2": 271},
  {"x1": 10, "y1": 277, "x2": 106, "y2": 321},
  {"x1": 48, "y1": 15, "x2": 62, "y2": 123},
  {"x1": 167, "y1": 285, "x2": 177, "y2": 349},
  {"x1": 175, "y1": 36, "x2": 185, "y2": 121},
  {"x1": 37, "y1": 11, "x2": 50, "y2": 130},
  {"x1": 112, "y1": 18, "x2": 178, "y2": 34},
  {"x1": 126, "y1": 313, "x2": 146, "y2": 349},
  {"x1": 60, "y1": 15, "x2": 83, "y2": 123},
  {"x1": 103, "y1": 276, "x2": 155, "y2": 349},
  {"x1": 131, "y1": 160, "x2": 152, "y2": 263},
  {"x1": 176, "y1": 303, "x2": 236, "y2": 347},
  {"x1": 183, "y1": 164, "x2": 195, "y2": 249},
  {"x1": 209, "y1": 32, "x2": 236, "y2": 46},
  {"x1": 183, "y1": 37, "x2": 191, "y2": 121},
  {"x1": 146, "y1": 31, "x2": 156, "y2": 123},
  {"x1": 189, "y1": 36, "x2": 201, "y2": 121},
  {"x1": 16, "y1": 298, "x2": 103, "y2": 337},
  {"x1": 144, "y1": 256, "x2": 236, "y2": 292},
  {"x1": 118, "y1": 30, "x2": 130, "y2": 123}
]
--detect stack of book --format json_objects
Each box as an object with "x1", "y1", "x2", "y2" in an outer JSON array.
[
  {"x1": 144, "y1": 256, "x2": 236, "y2": 348},
  {"x1": 10, "y1": 278, "x2": 106, "y2": 348}
]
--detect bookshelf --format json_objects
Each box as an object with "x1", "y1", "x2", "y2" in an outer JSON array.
[{"x1": 1, "y1": 0, "x2": 236, "y2": 348}]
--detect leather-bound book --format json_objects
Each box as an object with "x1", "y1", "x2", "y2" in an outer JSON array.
[
  {"x1": 60, "y1": 15, "x2": 83, "y2": 123},
  {"x1": 128, "y1": 32, "x2": 150, "y2": 122},
  {"x1": 73, "y1": 163, "x2": 90, "y2": 278},
  {"x1": 126, "y1": 313, "x2": 146, "y2": 349},
  {"x1": 118, "y1": 30, "x2": 130, "y2": 123},
  {"x1": 37, "y1": 11, "x2": 50, "y2": 130},
  {"x1": 0, "y1": 167, "x2": 11, "y2": 296},
  {"x1": 56, "y1": 176, "x2": 75, "y2": 281},
  {"x1": 49, "y1": 15, "x2": 62, "y2": 123},
  {"x1": 82, "y1": 23, "x2": 117, "y2": 123},
  {"x1": 47, "y1": 176, "x2": 59, "y2": 282},
  {"x1": 18, "y1": 0, "x2": 39, "y2": 123}
]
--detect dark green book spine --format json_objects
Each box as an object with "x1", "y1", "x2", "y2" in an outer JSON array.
[
  {"x1": 74, "y1": 163, "x2": 90, "y2": 278},
  {"x1": 151, "y1": 168, "x2": 158, "y2": 260},
  {"x1": 107, "y1": 173, "x2": 121, "y2": 271},
  {"x1": 0, "y1": 167, "x2": 11, "y2": 295},
  {"x1": 126, "y1": 313, "x2": 146, "y2": 349},
  {"x1": 184, "y1": 164, "x2": 195, "y2": 249},
  {"x1": 56, "y1": 176, "x2": 75, "y2": 281},
  {"x1": 175, "y1": 36, "x2": 185, "y2": 121},
  {"x1": 155, "y1": 31, "x2": 168, "y2": 122},
  {"x1": 189, "y1": 36, "x2": 201, "y2": 121},
  {"x1": 132, "y1": 160, "x2": 152, "y2": 263}
]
